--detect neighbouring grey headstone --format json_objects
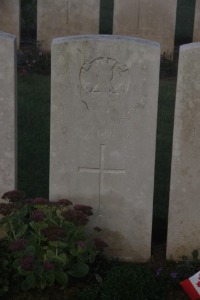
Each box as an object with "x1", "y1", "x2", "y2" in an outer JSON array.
[
  {"x1": 0, "y1": 0, "x2": 20, "y2": 48},
  {"x1": 193, "y1": 0, "x2": 200, "y2": 42},
  {"x1": 37, "y1": 0, "x2": 100, "y2": 51},
  {"x1": 167, "y1": 43, "x2": 200, "y2": 260},
  {"x1": 50, "y1": 35, "x2": 160, "y2": 261},
  {"x1": 0, "y1": 32, "x2": 16, "y2": 199},
  {"x1": 113, "y1": 0, "x2": 177, "y2": 58}
]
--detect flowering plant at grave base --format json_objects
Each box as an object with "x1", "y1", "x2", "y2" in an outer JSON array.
[
  {"x1": 0, "y1": 190, "x2": 108, "y2": 293},
  {"x1": 17, "y1": 43, "x2": 51, "y2": 75}
]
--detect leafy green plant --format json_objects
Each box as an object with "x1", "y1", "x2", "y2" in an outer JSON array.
[{"x1": 0, "y1": 190, "x2": 108, "y2": 293}]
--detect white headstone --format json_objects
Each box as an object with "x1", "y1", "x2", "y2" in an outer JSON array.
[
  {"x1": 193, "y1": 0, "x2": 200, "y2": 42},
  {"x1": 113, "y1": 0, "x2": 177, "y2": 58},
  {"x1": 50, "y1": 35, "x2": 160, "y2": 261},
  {"x1": 37, "y1": 0, "x2": 100, "y2": 51},
  {"x1": 0, "y1": 32, "x2": 16, "y2": 199},
  {"x1": 0, "y1": 0, "x2": 20, "y2": 48},
  {"x1": 167, "y1": 43, "x2": 200, "y2": 260}
]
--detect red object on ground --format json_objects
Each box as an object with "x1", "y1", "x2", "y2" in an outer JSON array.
[{"x1": 180, "y1": 271, "x2": 200, "y2": 300}]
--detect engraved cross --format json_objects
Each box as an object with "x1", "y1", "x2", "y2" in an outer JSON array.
[{"x1": 79, "y1": 144, "x2": 125, "y2": 215}]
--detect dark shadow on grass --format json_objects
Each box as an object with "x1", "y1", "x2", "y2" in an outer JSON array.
[
  {"x1": 17, "y1": 74, "x2": 50, "y2": 198},
  {"x1": 175, "y1": 0, "x2": 196, "y2": 46},
  {"x1": 151, "y1": 74, "x2": 177, "y2": 254},
  {"x1": 99, "y1": 0, "x2": 114, "y2": 34}
]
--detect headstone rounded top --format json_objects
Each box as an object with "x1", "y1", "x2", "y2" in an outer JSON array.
[
  {"x1": 52, "y1": 34, "x2": 160, "y2": 49},
  {"x1": 180, "y1": 42, "x2": 200, "y2": 52},
  {"x1": 0, "y1": 31, "x2": 16, "y2": 41}
]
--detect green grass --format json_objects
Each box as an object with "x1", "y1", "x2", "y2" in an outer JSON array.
[
  {"x1": 17, "y1": 74, "x2": 50, "y2": 198},
  {"x1": 152, "y1": 79, "x2": 177, "y2": 243},
  {"x1": 21, "y1": 0, "x2": 37, "y2": 40},
  {"x1": 99, "y1": 0, "x2": 114, "y2": 34},
  {"x1": 175, "y1": 0, "x2": 196, "y2": 45}
]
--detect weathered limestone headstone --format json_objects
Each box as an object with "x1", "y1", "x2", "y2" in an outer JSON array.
[
  {"x1": 113, "y1": 0, "x2": 177, "y2": 58},
  {"x1": 0, "y1": 0, "x2": 20, "y2": 48},
  {"x1": 37, "y1": 0, "x2": 100, "y2": 51},
  {"x1": 50, "y1": 35, "x2": 160, "y2": 261},
  {"x1": 167, "y1": 43, "x2": 200, "y2": 260},
  {"x1": 193, "y1": 0, "x2": 200, "y2": 42},
  {"x1": 0, "y1": 32, "x2": 16, "y2": 199}
]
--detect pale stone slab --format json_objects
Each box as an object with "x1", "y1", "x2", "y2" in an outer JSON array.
[
  {"x1": 193, "y1": 0, "x2": 200, "y2": 42},
  {"x1": 0, "y1": 0, "x2": 20, "y2": 48},
  {"x1": 113, "y1": 0, "x2": 177, "y2": 58},
  {"x1": 50, "y1": 35, "x2": 160, "y2": 261},
  {"x1": 37, "y1": 0, "x2": 100, "y2": 51},
  {"x1": 0, "y1": 32, "x2": 16, "y2": 199},
  {"x1": 167, "y1": 43, "x2": 200, "y2": 260}
]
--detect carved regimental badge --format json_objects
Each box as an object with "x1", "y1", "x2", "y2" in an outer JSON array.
[{"x1": 80, "y1": 57, "x2": 129, "y2": 94}]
